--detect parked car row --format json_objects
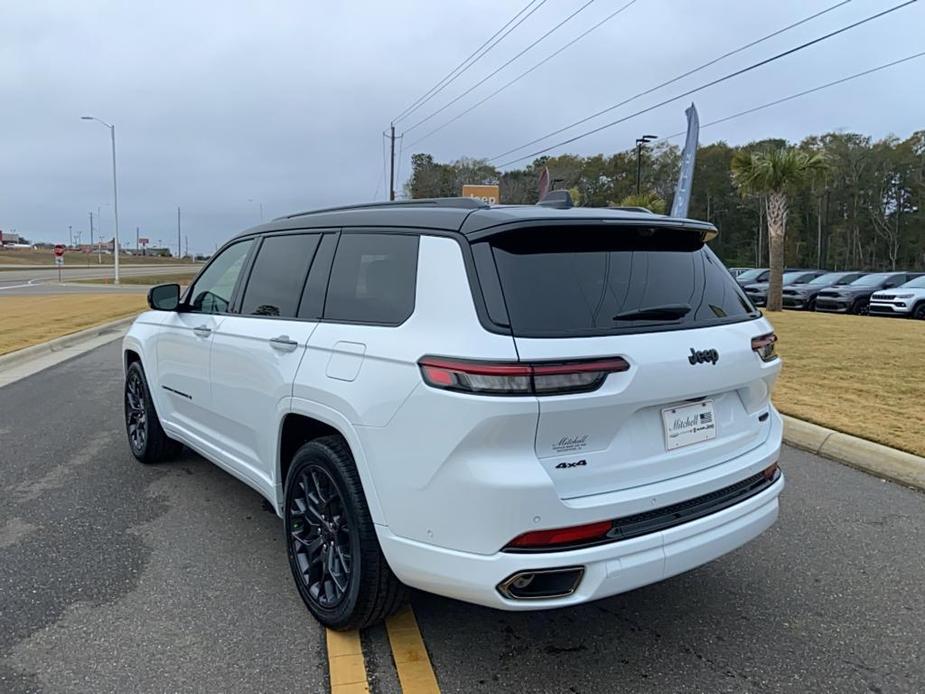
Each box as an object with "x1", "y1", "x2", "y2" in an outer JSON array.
[{"x1": 732, "y1": 268, "x2": 925, "y2": 318}]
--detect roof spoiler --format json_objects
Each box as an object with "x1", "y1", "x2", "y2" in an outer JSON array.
[{"x1": 536, "y1": 190, "x2": 573, "y2": 209}]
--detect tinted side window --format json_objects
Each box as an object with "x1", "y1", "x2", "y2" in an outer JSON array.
[
  {"x1": 240, "y1": 234, "x2": 320, "y2": 318},
  {"x1": 188, "y1": 239, "x2": 254, "y2": 314},
  {"x1": 324, "y1": 233, "x2": 419, "y2": 324}
]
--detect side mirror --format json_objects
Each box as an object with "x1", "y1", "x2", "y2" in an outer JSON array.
[{"x1": 147, "y1": 283, "x2": 180, "y2": 311}]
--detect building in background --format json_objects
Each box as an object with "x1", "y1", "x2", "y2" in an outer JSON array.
[{"x1": 0, "y1": 230, "x2": 25, "y2": 245}]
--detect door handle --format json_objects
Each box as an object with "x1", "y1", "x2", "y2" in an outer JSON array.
[
  {"x1": 269, "y1": 335, "x2": 299, "y2": 352},
  {"x1": 193, "y1": 325, "x2": 212, "y2": 338}
]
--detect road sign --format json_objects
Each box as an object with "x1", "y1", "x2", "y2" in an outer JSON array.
[
  {"x1": 54, "y1": 244, "x2": 65, "y2": 257},
  {"x1": 462, "y1": 184, "x2": 500, "y2": 205},
  {"x1": 55, "y1": 256, "x2": 64, "y2": 266}
]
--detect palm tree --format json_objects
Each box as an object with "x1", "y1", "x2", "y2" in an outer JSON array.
[
  {"x1": 732, "y1": 147, "x2": 827, "y2": 311},
  {"x1": 617, "y1": 192, "x2": 667, "y2": 214}
]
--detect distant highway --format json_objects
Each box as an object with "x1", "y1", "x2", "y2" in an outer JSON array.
[{"x1": 0, "y1": 264, "x2": 200, "y2": 295}]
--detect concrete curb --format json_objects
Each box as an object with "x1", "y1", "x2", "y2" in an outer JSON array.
[
  {"x1": 782, "y1": 414, "x2": 925, "y2": 492},
  {"x1": 0, "y1": 315, "x2": 138, "y2": 382}
]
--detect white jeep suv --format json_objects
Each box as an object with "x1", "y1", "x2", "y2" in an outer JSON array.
[
  {"x1": 122, "y1": 197, "x2": 784, "y2": 630},
  {"x1": 869, "y1": 275, "x2": 925, "y2": 319}
]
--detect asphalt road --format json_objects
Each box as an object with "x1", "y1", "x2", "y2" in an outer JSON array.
[
  {"x1": 0, "y1": 265, "x2": 198, "y2": 295},
  {"x1": 1, "y1": 341, "x2": 923, "y2": 693}
]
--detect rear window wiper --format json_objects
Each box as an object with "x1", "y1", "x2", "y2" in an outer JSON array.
[{"x1": 613, "y1": 303, "x2": 691, "y2": 321}]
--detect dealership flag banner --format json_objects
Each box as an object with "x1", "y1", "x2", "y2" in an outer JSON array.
[{"x1": 670, "y1": 103, "x2": 699, "y2": 218}]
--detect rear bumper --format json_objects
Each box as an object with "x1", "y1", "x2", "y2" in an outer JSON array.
[
  {"x1": 377, "y1": 411, "x2": 784, "y2": 610},
  {"x1": 379, "y1": 473, "x2": 782, "y2": 610}
]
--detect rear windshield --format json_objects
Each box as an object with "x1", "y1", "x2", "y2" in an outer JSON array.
[{"x1": 479, "y1": 225, "x2": 758, "y2": 337}]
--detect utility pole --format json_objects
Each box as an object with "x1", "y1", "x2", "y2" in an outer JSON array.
[
  {"x1": 89, "y1": 212, "x2": 96, "y2": 264},
  {"x1": 185, "y1": 235, "x2": 189, "y2": 259},
  {"x1": 136, "y1": 226, "x2": 139, "y2": 251},
  {"x1": 177, "y1": 206, "x2": 182, "y2": 260},
  {"x1": 634, "y1": 134, "x2": 657, "y2": 196},
  {"x1": 68, "y1": 225, "x2": 73, "y2": 247},
  {"x1": 389, "y1": 123, "x2": 396, "y2": 201}
]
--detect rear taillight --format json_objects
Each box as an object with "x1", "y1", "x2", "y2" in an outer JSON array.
[
  {"x1": 418, "y1": 356, "x2": 630, "y2": 396},
  {"x1": 762, "y1": 462, "x2": 780, "y2": 481},
  {"x1": 505, "y1": 521, "x2": 613, "y2": 550},
  {"x1": 751, "y1": 332, "x2": 778, "y2": 362}
]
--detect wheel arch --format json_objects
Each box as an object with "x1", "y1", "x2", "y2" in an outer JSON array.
[{"x1": 277, "y1": 402, "x2": 386, "y2": 525}]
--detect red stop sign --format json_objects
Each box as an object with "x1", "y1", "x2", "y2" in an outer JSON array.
[{"x1": 54, "y1": 244, "x2": 65, "y2": 257}]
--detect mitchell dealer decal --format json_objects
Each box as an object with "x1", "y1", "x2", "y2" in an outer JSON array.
[{"x1": 552, "y1": 434, "x2": 589, "y2": 453}]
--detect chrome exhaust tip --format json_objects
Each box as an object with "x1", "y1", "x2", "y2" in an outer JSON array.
[{"x1": 497, "y1": 566, "x2": 585, "y2": 600}]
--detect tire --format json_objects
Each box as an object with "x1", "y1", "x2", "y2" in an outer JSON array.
[
  {"x1": 124, "y1": 361, "x2": 182, "y2": 463},
  {"x1": 284, "y1": 436, "x2": 407, "y2": 630},
  {"x1": 913, "y1": 302, "x2": 925, "y2": 320},
  {"x1": 851, "y1": 299, "x2": 868, "y2": 315},
  {"x1": 806, "y1": 297, "x2": 816, "y2": 312}
]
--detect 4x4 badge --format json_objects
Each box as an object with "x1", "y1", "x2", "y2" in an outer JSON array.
[{"x1": 688, "y1": 348, "x2": 719, "y2": 365}]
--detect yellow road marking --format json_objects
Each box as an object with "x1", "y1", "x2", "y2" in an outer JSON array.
[
  {"x1": 385, "y1": 605, "x2": 441, "y2": 693},
  {"x1": 327, "y1": 629, "x2": 369, "y2": 693}
]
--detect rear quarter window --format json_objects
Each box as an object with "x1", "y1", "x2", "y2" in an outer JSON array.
[
  {"x1": 324, "y1": 233, "x2": 419, "y2": 325},
  {"x1": 478, "y1": 225, "x2": 757, "y2": 337}
]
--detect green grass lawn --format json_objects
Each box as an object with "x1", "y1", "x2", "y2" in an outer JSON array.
[{"x1": 768, "y1": 310, "x2": 925, "y2": 457}]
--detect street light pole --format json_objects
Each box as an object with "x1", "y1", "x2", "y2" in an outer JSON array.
[
  {"x1": 82, "y1": 116, "x2": 120, "y2": 284},
  {"x1": 634, "y1": 134, "x2": 658, "y2": 195}
]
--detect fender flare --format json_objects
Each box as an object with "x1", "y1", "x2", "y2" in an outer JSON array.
[{"x1": 283, "y1": 398, "x2": 387, "y2": 526}]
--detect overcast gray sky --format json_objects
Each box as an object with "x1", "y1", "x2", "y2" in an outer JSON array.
[{"x1": 2, "y1": 0, "x2": 922, "y2": 253}]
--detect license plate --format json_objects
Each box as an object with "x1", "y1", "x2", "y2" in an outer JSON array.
[{"x1": 662, "y1": 400, "x2": 716, "y2": 451}]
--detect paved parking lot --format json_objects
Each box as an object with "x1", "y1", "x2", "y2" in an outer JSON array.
[{"x1": 1, "y1": 341, "x2": 923, "y2": 693}]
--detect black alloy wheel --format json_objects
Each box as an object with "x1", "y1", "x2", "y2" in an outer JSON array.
[
  {"x1": 288, "y1": 465, "x2": 353, "y2": 609},
  {"x1": 125, "y1": 368, "x2": 148, "y2": 455},
  {"x1": 123, "y1": 361, "x2": 181, "y2": 463},
  {"x1": 283, "y1": 436, "x2": 407, "y2": 630}
]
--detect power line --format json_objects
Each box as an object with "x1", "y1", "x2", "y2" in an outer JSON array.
[
  {"x1": 490, "y1": 0, "x2": 855, "y2": 163},
  {"x1": 405, "y1": 0, "x2": 641, "y2": 151},
  {"x1": 495, "y1": 0, "x2": 918, "y2": 167},
  {"x1": 402, "y1": 0, "x2": 600, "y2": 136},
  {"x1": 393, "y1": 0, "x2": 547, "y2": 124},
  {"x1": 658, "y1": 50, "x2": 925, "y2": 141}
]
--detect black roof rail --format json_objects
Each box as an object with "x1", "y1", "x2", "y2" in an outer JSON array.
[
  {"x1": 608, "y1": 206, "x2": 655, "y2": 214},
  {"x1": 276, "y1": 197, "x2": 488, "y2": 221},
  {"x1": 536, "y1": 190, "x2": 573, "y2": 209}
]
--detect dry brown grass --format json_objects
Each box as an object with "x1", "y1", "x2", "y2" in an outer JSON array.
[
  {"x1": 0, "y1": 294, "x2": 147, "y2": 356},
  {"x1": 768, "y1": 310, "x2": 925, "y2": 457},
  {"x1": 73, "y1": 272, "x2": 197, "y2": 286},
  {"x1": 0, "y1": 248, "x2": 194, "y2": 267}
]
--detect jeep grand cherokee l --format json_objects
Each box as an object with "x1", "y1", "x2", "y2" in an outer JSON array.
[{"x1": 122, "y1": 197, "x2": 784, "y2": 630}]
